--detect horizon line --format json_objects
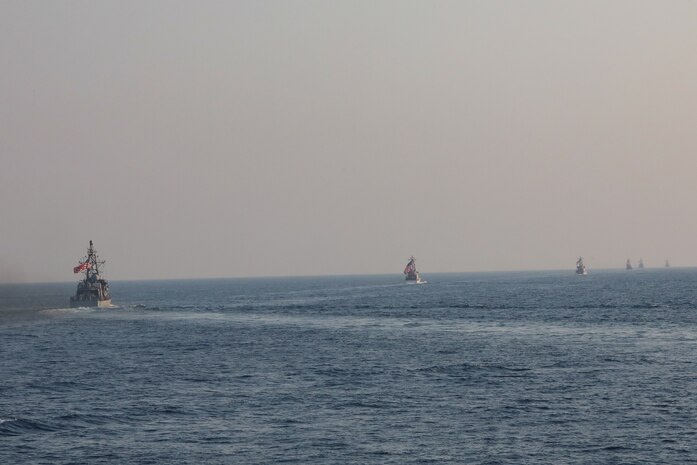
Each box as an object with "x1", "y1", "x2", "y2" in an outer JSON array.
[{"x1": 1, "y1": 266, "x2": 691, "y2": 286}]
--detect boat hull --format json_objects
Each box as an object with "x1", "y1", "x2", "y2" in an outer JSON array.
[{"x1": 70, "y1": 296, "x2": 112, "y2": 308}]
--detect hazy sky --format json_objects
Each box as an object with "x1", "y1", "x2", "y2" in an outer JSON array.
[{"x1": 2, "y1": 1, "x2": 697, "y2": 282}]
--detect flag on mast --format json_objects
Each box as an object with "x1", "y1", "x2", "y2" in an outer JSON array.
[{"x1": 73, "y1": 262, "x2": 91, "y2": 273}]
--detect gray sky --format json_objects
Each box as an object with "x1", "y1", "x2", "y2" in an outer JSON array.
[{"x1": 2, "y1": 1, "x2": 697, "y2": 282}]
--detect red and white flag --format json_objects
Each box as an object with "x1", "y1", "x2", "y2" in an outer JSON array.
[{"x1": 73, "y1": 262, "x2": 91, "y2": 273}]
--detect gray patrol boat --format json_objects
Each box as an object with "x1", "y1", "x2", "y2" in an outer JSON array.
[
  {"x1": 403, "y1": 256, "x2": 425, "y2": 284},
  {"x1": 70, "y1": 240, "x2": 112, "y2": 308}
]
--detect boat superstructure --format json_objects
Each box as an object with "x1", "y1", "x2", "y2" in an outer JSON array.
[
  {"x1": 404, "y1": 256, "x2": 424, "y2": 284},
  {"x1": 576, "y1": 257, "x2": 587, "y2": 275},
  {"x1": 626, "y1": 259, "x2": 633, "y2": 271},
  {"x1": 70, "y1": 240, "x2": 112, "y2": 308}
]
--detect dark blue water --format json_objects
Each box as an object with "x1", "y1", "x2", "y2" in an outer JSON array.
[{"x1": 2, "y1": 270, "x2": 696, "y2": 464}]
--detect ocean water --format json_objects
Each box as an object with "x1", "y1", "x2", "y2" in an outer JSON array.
[{"x1": 1, "y1": 270, "x2": 696, "y2": 464}]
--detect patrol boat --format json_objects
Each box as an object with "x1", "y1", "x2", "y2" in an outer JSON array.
[
  {"x1": 404, "y1": 256, "x2": 425, "y2": 284},
  {"x1": 70, "y1": 240, "x2": 112, "y2": 308},
  {"x1": 576, "y1": 257, "x2": 588, "y2": 275}
]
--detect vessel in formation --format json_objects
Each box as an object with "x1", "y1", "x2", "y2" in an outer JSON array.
[
  {"x1": 66, "y1": 241, "x2": 672, "y2": 302},
  {"x1": 404, "y1": 256, "x2": 425, "y2": 284},
  {"x1": 68, "y1": 241, "x2": 428, "y2": 308},
  {"x1": 575, "y1": 257, "x2": 588, "y2": 275},
  {"x1": 70, "y1": 240, "x2": 111, "y2": 308},
  {"x1": 577, "y1": 257, "x2": 672, "y2": 273}
]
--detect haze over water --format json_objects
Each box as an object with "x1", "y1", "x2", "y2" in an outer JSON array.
[{"x1": 2, "y1": 1, "x2": 697, "y2": 282}]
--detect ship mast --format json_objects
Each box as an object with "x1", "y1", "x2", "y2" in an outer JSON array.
[{"x1": 85, "y1": 239, "x2": 106, "y2": 279}]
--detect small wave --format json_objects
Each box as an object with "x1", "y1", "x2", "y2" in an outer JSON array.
[
  {"x1": 0, "y1": 412, "x2": 131, "y2": 437},
  {"x1": 0, "y1": 417, "x2": 57, "y2": 436},
  {"x1": 39, "y1": 307, "x2": 94, "y2": 316},
  {"x1": 403, "y1": 321, "x2": 424, "y2": 327},
  {"x1": 125, "y1": 304, "x2": 155, "y2": 311},
  {"x1": 55, "y1": 412, "x2": 127, "y2": 427},
  {"x1": 337, "y1": 401, "x2": 397, "y2": 410},
  {"x1": 134, "y1": 304, "x2": 224, "y2": 313},
  {"x1": 601, "y1": 445, "x2": 632, "y2": 451},
  {"x1": 446, "y1": 303, "x2": 492, "y2": 309},
  {"x1": 413, "y1": 362, "x2": 531, "y2": 376},
  {"x1": 630, "y1": 303, "x2": 664, "y2": 309},
  {"x1": 271, "y1": 417, "x2": 303, "y2": 425}
]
